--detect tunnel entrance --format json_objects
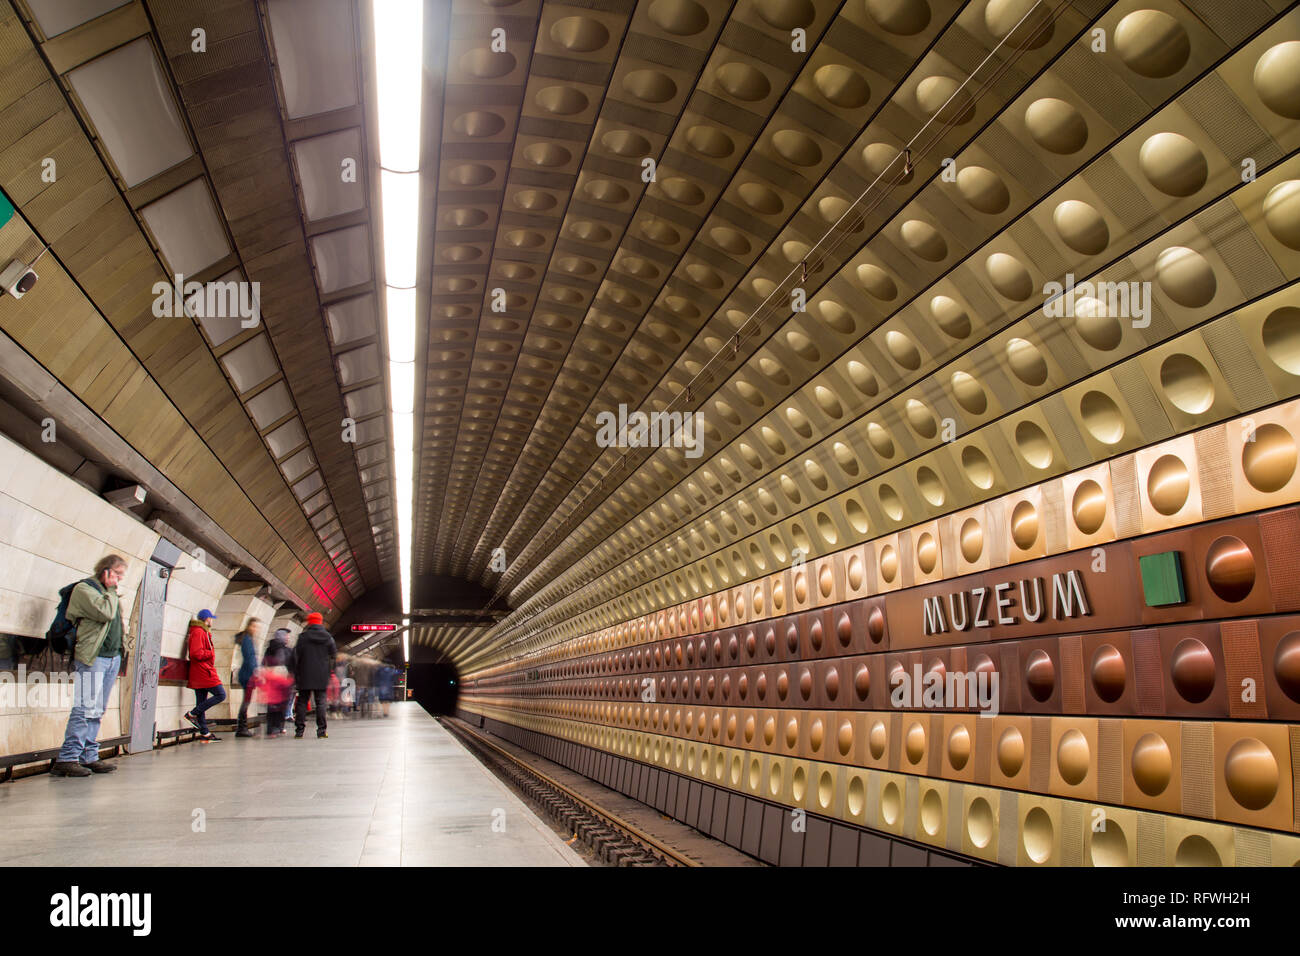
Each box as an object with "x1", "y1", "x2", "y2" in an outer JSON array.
[{"x1": 406, "y1": 662, "x2": 460, "y2": 715}]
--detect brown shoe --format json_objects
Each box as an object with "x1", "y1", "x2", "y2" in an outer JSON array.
[
  {"x1": 82, "y1": 761, "x2": 117, "y2": 773},
  {"x1": 51, "y1": 761, "x2": 92, "y2": 777}
]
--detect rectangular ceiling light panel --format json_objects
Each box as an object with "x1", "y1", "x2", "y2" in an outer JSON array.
[
  {"x1": 344, "y1": 383, "x2": 385, "y2": 418},
  {"x1": 28, "y1": 0, "x2": 130, "y2": 38},
  {"x1": 280, "y1": 447, "x2": 317, "y2": 483},
  {"x1": 336, "y1": 343, "x2": 380, "y2": 385},
  {"x1": 266, "y1": 0, "x2": 359, "y2": 118},
  {"x1": 139, "y1": 179, "x2": 230, "y2": 276},
  {"x1": 355, "y1": 444, "x2": 387, "y2": 468},
  {"x1": 220, "y1": 335, "x2": 280, "y2": 393},
  {"x1": 310, "y1": 224, "x2": 373, "y2": 293},
  {"x1": 266, "y1": 417, "x2": 308, "y2": 460},
  {"x1": 293, "y1": 127, "x2": 366, "y2": 220},
  {"x1": 292, "y1": 470, "x2": 325, "y2": 501},
  {"x1": 68, "y1": 38, "x2": 193, "y2": 187},
  {"x1": 191, "y1": 270, "x2": 248, "y2": 346},
  {"x1": 325, "y1": 293, "x2": 378, "y2": 346},
  {"x1": 246, "y1": 380, "x2": 294, "y2": 430},
  {"x1": 302, "y1": 489, "x2": 330, "y2": 516},
  {"x1": 353, "y1": 416, "x2": 387, "y2": 445}
]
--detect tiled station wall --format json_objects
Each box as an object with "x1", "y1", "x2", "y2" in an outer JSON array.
[
  {"x1": 457, "y1": 7, "x2": 1300, "y2": 866},
  {"x1": 461, "y1": 398, "x2": 1300, "y2": 866},
  {"x1": 1, "y1": 431, "x2": 157, "y2": 754}
]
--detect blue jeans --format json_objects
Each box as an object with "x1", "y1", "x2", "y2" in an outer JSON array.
[
  {"x1": 192, "y1": 684, "x2": 227, "y2": 733},
  {"x1": 58, "y1": 655, "x2": 121, "y2": 763}
]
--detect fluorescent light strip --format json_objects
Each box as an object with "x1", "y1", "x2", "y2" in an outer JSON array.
[
  {"x1": 373, "y1": 0, "x2": 423, "y2": 617},
  {"x1": 385, "y1": 286, "x2": 416, "y2": 362},
  {"x1": 372, "y1": 1, "x2": 423, "y2": 173},
  {"x1": 380, "y1": 170, "x2": 420, "y2": 287}
]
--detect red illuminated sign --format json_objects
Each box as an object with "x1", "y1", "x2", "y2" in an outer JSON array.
[{"x1": 351, "y1": 623, "x2": 398, "y2": 632}]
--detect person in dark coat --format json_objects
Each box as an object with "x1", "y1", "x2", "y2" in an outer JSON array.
[
  {"x1": 260, "y1": 627, "x2": 294, "y2": 737},
  {"x1": 293, "y1": 613, "x2": 336, "y2": 739}
]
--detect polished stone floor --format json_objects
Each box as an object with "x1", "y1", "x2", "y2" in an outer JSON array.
[{"x1": 0, "y1": 703, "x2": 585, "y2": 866}]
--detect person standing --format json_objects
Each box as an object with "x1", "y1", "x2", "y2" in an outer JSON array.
[
  {"x1": 52, "y1": 555, "x2": 129, "y2": 777},
  {"x1": 293, "y1": 612, "x2": 336, "y2": 739},
  {"x1": 260, "y1": 627, "x2": 294, "y2": 737},
  {"x1": 183, "y1": 609, "x2": 226, "y2": 742},
  {"x1": 234, "y1": 617, "x2": 264, "y2": 737},
  {"x1": 375, "y1": 663, "x2": 395, "y2": 717}
]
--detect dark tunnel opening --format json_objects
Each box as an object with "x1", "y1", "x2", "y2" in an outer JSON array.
[{"x1": 406, "y1": 662, "x2": 460, "y2": 715}]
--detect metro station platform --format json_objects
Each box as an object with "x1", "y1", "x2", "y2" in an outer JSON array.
[{"x1": 0, "y1": 705, "x2": 585, "y2": 868}]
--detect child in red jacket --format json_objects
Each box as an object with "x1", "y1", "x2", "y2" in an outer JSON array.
[
  {"x1": 183, "y1": 609, "x2": 226, "y2": 742},
  {"x1": 256, "y1": 627, "x2": 295, "y2": 737}
]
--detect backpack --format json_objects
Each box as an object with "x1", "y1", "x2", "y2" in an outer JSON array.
[{"x1": 46, "y1": 578, "x2": 96, "y2": 654}]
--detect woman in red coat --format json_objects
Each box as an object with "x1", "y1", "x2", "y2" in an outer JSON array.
[{"x1": 183, "y1": 609, "x2": 226, "y2": 742}]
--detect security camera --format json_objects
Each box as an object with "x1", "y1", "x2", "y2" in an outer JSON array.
[{"x1": 0, "y1": 259, "x2": 37, "y2": 299}]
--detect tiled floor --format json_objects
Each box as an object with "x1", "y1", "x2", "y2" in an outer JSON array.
[{"x1": 0, "y1": 703, "x2": 586, "y2": 867}]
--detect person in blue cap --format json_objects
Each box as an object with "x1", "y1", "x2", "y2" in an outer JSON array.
[{"x1": 183, "y1": 609, "x2": 226, "y2": 741}]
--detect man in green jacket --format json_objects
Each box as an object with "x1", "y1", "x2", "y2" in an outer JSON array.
[{"x1": 52, "y1": 554, "x2": 128, "y2": 777}]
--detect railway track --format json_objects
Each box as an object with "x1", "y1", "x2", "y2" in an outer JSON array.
[{"x1": 442, "y1": 717, "x2": 699, "y2": 867}]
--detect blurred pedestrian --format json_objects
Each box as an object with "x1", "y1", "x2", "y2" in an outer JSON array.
[
  {"x1": 260, "y1": 627, "x2": 294, "y2": 737},
  {"x1": 234, "y1": 617, "x2": 264, "y2": 737},
  {"x1": 326, "y1": 669, "x2": 341, "y2": 716},
  {"x1": 375, "y1": 663, "x2": 395, "y2": 717}
]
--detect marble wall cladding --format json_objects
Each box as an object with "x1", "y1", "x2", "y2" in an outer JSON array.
[{"x1": 0, "y1": 432, "x2": 158, "y2": 640}]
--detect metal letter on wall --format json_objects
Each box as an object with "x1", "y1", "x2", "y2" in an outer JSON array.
[{"x1": 128, "y1": 560, "x2": 169, "y2": 753}]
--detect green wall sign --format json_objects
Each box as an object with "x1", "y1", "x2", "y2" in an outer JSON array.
[
  {"x1": 1139, "y1": 551, "x2": 1186, "y2": 607},
  {"x1": 0, "y1": 188, "x2": 12, "y2": 230}
]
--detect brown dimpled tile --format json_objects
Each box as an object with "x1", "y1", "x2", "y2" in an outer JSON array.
[
  {"x1": 1047, "y1": 717, "x2": 1100, "y2": 800},
  {"x1": 801, "y1": 710, "x2": 831, "y2": 760},
  {"x1": 833, "y1": 600, "x2": 863, "y2": 654},
  {"x1": 803, "y1": 608, "x2": 832, "y2": 658},
  {"x1": 775, "y1": 666, "x2": 792, "y2": 705},
  {"x1": 942, "y1": 714, "x2": 979, "y2": 781},
  {"x1": 1212, "y1": 722, "x2": 1294, "y2": 831},
  {"x1": 796, "y1": 664, "x2": 816, "y2": 705},
  {"x1": 851, "y1": 657, "x2": 874, "y2": 708},
  {"x1": 1081, "y1": 631, "x2": 1135, "y2": 713},
  {"x1": 1258, "y1": 615, "x2": 1300, "y2": 719},
  {"x1": 989, "y1": 715, "x2": 1034, "y2": 790},
  {"x1": 1157, "y1": 623, "x2": 1229, "y2": 717},
  {"x1": 863, "y1": 715, "x2": 890, "y2": 770},
  {"x1": 1189, "y1": 518, "x2": 1275, "y2": 619},
  {"x1": 815, "y1": 658, "x2": 846, "y2": 709},
  {"x1": 865, "y1": 598, "x2": 888, "y2": 648},
  {"x1": 757, "y1": 708, "x2": 780, "y2": 754},
  {"x1": 776, "y1": 616, "x2": 800, "y2": 661},
  {"x1": 884, "y1": 654, "x2": 910, "y2": 711},
  {"x1": 1017, "y1": 640, "x2": 1062, "y2": 713}
]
